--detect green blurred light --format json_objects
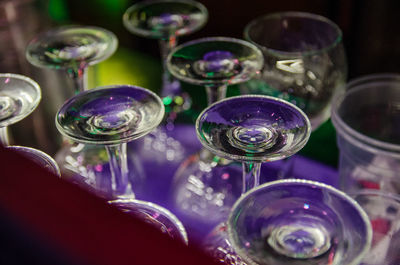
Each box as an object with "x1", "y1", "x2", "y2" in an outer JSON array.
[
  {"x1": 48, "y1": 0, "x2": 69, "y2": 22},
  {"x1": 163, "y1": 96, "x2": 173, "y2": 105},
  {"x1": 174, "y1": 96, "x2": 184, "y2": 105}
]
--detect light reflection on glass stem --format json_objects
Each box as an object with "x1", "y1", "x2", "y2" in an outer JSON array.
[
  {"x1": 159, "y1": 36, "x2": 178, "y2": 97},
  {"x1": 242, "y1": 162, "x2": 261, "y2": 194},
  {"x1": 0, "y1": 127, "x2": 9, "y2": 146},
  {"x1": 105, "y1": 142, "x2": 134, "y2": 199},
  {"x1": 67, "y1": 62, "x2": 89, "y2": 94},
  {"x1": 205, "y1": 84, "x2": 227, "y2": 106}
]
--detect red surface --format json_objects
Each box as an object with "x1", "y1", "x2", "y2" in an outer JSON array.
[{"x1": 0, "y1": 145, "x2": 218, "y2": 265}]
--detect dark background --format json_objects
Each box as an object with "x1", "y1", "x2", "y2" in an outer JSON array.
[{"x1": 63, "y1": 0, "x2": 400, "y2": 79}]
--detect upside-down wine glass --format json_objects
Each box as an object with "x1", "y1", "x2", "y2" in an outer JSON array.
[
  {"x1": 242, "y1": 11, "x2": 347, "y2": 178},
  {"x1": 123, "y1": 0, "x2": 208, "y2": 164},
  {"x1": 226, "y1": 179, "x2": 372, "y2": 265},
  {"x1": 197, "y1": 95, "x2": 311, "y2": 261},
  {"x1": 55, "y1": 85, "x2": 187, "y2": 242},
  {"x1": 0, "y1": 73, "x2": 41, "y2": 146},
  {"x1": 6, "y1": 145, "x2": 61, "y2": 176},
  {"x1": 55, "y1": 85, "x2": 164, "y2": 199},
  {"x1": 26, "y1": 25, "x2": 118, "y2": 94},
  {"x1": 166, "y1": 37, "x2": 264, "y2": 226},
  {"x1": 26, "y1": 25, "x2": 123, "y2": 183},
  {"x1": 0, "y1": 74, "x2": 60, "y2": 175}
]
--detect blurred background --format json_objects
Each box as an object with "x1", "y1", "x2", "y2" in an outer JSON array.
[{"x1": 2, "y1": 0, "x2": 400, "y2": 168}]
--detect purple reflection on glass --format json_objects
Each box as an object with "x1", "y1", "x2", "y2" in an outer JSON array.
[{"x1": 228, "y1": 180, "x2": 372, "y2": 265}]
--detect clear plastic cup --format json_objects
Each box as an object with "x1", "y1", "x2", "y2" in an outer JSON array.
[
  {"x1": 331, "y1": 73, "x2": 400, "y2": 194},
  {"x1": 352, "y1": 190, "x2": 400, "y2": 265}
]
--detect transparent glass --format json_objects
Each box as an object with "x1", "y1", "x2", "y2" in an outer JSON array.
[
  {"x1": 7, "y1": 145, "x2": 61, "y2": 176},
  {"x1": 197, "y1": 95, "x2": 311, "y2": 193},
  {"x1": 55, "y1": 85, "x2": 187, "y2": 243},
  {"x1": 352, "y1": 190, "x2": 400, "y2": 265},
  {"x1": 0, "y1": 73, "x2": 41, "y2": 146},
  {"x1": 167, "y1": 37, "x2": 264, "y2": 225},
  {"x1": 26, "y1": 25, "x2": 118, "y2": 94},
  {"x1": 109, "y1": 199, "x2": 188, "y2": 244},
  {"x1": 123, "y1": 0, "x2": 209, "y2": 167},
  {"x1": 331, "y1": 73, "x2": 400, "y2": 194},
  {"x1": 227, "y1": 179, "x2": 372, "y2": 265},
  {"x1": 243, "y1": 11, "x2": 347, "y2": 131},
  {"x1": 26, "y1": 25, "x2": 122, "y2": 192},
  {"x1": 123, "y1": 0, "x2": 208, "y2": 99},
  {"x1": 55, "y1": 85, "x2": 164, "y2": 199}
]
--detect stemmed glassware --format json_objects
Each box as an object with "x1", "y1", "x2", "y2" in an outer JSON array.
[
  {"x1": 55, "y1": 85, "x2": 164, "y2": 199},
  {"x1": 26, "y1": 25, "x2": 121, "y2": 182},
  {"x1": 26, "y1": 25, "x2": 118, "y2": 94},
  {"x1": 197, "y1": 94, "x2": 310, "y2": 260},
  {"x1": 110, "y1": 198, "x2": 188, "y2": 244},
  {"x1": 166, "y1": 36, "x2": 264, "y2": 225},
  {"x1": 225, "y1": 179, "x2": 372, "y2": 265},
  {"x1": 6, "y1": 145, "x2": 61, "y2": 176},
  {"x1": 123, "y1": 0, "x2": 209, "y2": 165},
  {"x1": 196, "y1": 95, "x2": 311, "y2": 195},
  {"x1": 123, "y1": 0, "x2": 208, "y2": 112},
  {"x1": 0, "y1": 73, "x2": 59, "y2": 175},
  {"x1": 55, "y1": 85, "x2": 187, "y2": 242},
  {"x1": 242, "y1": 12, "x2": 347, "y2": 178},
  {"x1": 0, "y1": 73, "x2": 41, "y2": 146}
]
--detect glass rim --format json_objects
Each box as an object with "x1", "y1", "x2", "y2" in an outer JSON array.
[
  {"x1": 6, "y1": 145, "x2": 61, "y2": 176},
  {"x1": 195, "y1": 94, "x2": 311, "y2": 163},
  {"x1": 108, "y1": 198, "x2": 188, "y2": 244},
  {"x1": 227, "y1": 178, "x2": 372, "y2": 265},
  {"x1": 348, "y1": 188, "x2": 400, "y2": 204},
  {"x1": 331, "y1": 73, "x2": 400, "y2": 156},
  {"x1": 55, "y1": 84, "x2": 164, "y2": 145},
  {"x1": 244, "y1": 11, "x2": 343, "y2": 57},
  {"x1": 166, "y1": 36, "x2": 264, "y2": 86},
  {"x1": 0, "y1": 73, "x2": 42, "y2": 127},
  {"x1": 25, "y1": 24, "x2": 118, "y2": 69},
  {"x1": 122, "y1": 0, "x2": 209, "y2": 38}
]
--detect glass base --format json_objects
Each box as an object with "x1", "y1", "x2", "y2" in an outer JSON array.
[
  {"x1": 203, "y1": 222, "x2": 247, "y2": 265},
  {"x1": 171, "y1": 150, "x2": 242, "y2": 226},
  {"x1": 109, "y1": 198, "x2": 188, "y2": 245},
  {"x1": 55, "y1": 142, "x2": 145, "y2": 199}
]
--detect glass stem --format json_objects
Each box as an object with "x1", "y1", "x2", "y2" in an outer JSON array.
[
  {"x1": 242, "y1": 162, "x2": 261, "y2": 194},
  {"x1": 158, "y1": 36, "x2": 178, "y2": 97},
  {"x1": 0, "y1": 127, "x2": 9, "y2": 146},
  {"x1": 205, "y1": 84, "x2": 228, "y2": 106},
  {"x1": 105, "y1": 143, "x2": 134, "y2": 199},
  {"x1": 67, "y1": 63, "x2": 88, "y2": 94}
]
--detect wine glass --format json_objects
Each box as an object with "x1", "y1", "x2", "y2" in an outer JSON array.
[
  {"x1": 242, "y1": 12, "x2": 347, "y2": 179},
  {"x1": 123, "y1": 0, "x2": 209, "y2": 167},
  {"x1": 197, "y1": 95, "x2": 311, "y2": 194},
  {"x1": 242, "y1": 11, "x2": 347, "y2": 130},
  {"x1": 26, "y1": 25, "x2": 123, "y2": 183},
  {"x1": 123, "y1": 0, "x2": 208, "y2": 109},
  {"x1": 26, "y1": 25, "x2": 118, "y2": 94},
  {"x1": 55, "y1": 85, "x2": 188, "y2": 242},
  {"x1": 55, "y1": 85, "x2": 164, "y2": 199},
  {"x1": 226, "y1": 179, "x2": 372, "y2": 265},
  {"x1": 166, "y1": 37, "x2": 264, "y2": 226},
  {"x1": 6, "y1": 145, "x2": 61, "y2": 176},
  {"x1": 0, "y1": 73, "x2": 41, "y2": 146},
  {"x1": 109, "y1": 198, "x2": 188, "y2": 244}
]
